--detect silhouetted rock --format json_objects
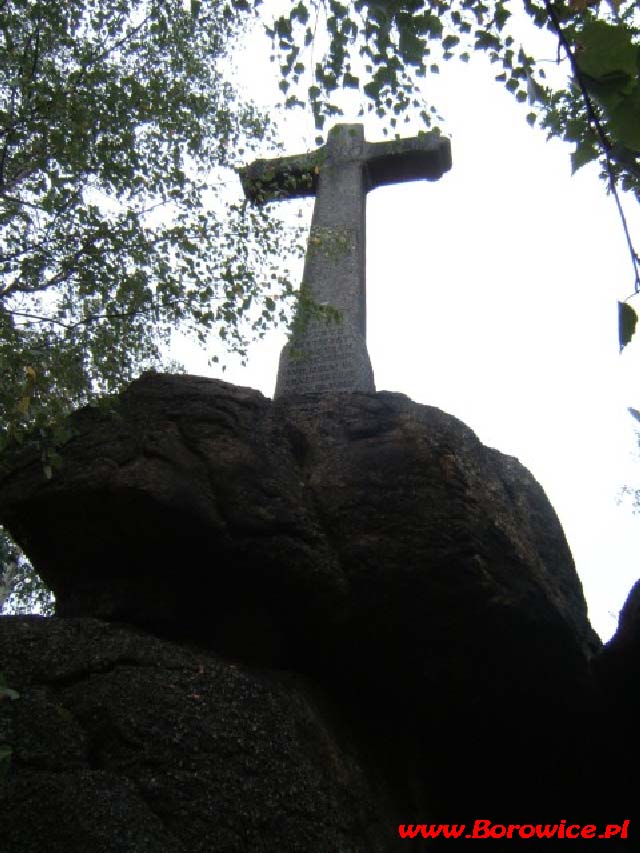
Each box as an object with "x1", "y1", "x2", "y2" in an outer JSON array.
[
  {"x1": 597, "y1": 577, "x2": 640, "y2": 702},
  {"x1": 0, "y1": 375, "x2": 346, "y2": 663},
  {"x1": 0, "y1": 615, "x2": 397, "y2": 852},
  {"x1": 591, "y1": 579, "x2": 640, "y2": 828},
  {"x1": 1, "y1": 373, "x2": 627, "y2": 849},
  {"x1": 0, "y1": 373, "x2": 598, "y2": 650}
]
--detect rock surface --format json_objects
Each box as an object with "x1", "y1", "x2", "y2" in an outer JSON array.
[
  {"x1": 0, "y1": 373, "x2": 635, "y2": 849},
  {"x1": 0, "y1": 616, "x2": 397, "y2": 853},
  {"x1": 0, "y1": 373, "x2": 598, "y2": 650},
  {"x1": 591, "y1": 578, "x2": 640, "y2": 823}
]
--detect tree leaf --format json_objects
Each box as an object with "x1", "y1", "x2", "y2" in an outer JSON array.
[
  {"x1": 608, "y1": 88, "x2": 640, "y2": 153},
  {"x1": 576, "y1": 21, "x2": 639, "y2": 79},
  {"x1": 571, "y1": 141, "x2": 599, "y2": 173},
  {"x1": 628, "y1": 406, "x2": 640, "y2": 424},
  {"x1": 619, "y1": 301, "x2": 638, "y2": 352},
  {"x1": 15, "y1": 396, "x2": 31, "y2": 417}
]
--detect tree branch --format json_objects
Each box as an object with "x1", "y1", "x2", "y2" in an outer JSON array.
[
  {"x1": 0, "y1": 85, "x2": 18, "y2": 192},
  {"x1": 0, "y1": 21, "x2": 45, "y2": 195},
  {"x1": 8, "y1": 306, "x2": 158, "y2": 332},
  {"x1": 84, "y1": 12, "x2": 153, "y2": 69},
  {"x1": 543, "y1": 0, "x2": 640, "y2": 293}
]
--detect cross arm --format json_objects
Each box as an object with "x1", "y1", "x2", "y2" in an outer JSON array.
[
  {"x1": 365, "y1": 133, "x2": 452, "y2": 191},
  {"x1": 239, "y1": 150, "x2": 323, "y2": 205}
]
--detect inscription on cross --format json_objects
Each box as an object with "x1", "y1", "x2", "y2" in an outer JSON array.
[{"x1": 240, "y1": 124, "x2": 452, "y2": 397}]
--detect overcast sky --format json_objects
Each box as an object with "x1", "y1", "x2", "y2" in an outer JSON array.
[{"x1": 173, "y1": 12, "x2": 640, "y2": 642}]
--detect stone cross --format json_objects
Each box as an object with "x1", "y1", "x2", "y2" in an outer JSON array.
[{"x1": 240, "y1": 124, "x2": 452, "y2": 397}]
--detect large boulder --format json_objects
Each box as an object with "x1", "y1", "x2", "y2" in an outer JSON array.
[
  {"x1": 0, "y1": 375, "x2": 346, "y2": 662},
  {"x1": 591, "y1": 578, "x2": 640, "y2": 824},
  {"x1": 596, "y1": 578, "x2": 640, "y2": 707},
  {"x1": 0, "y1": 373, "x2": 612, "y2": 839},
  {"x1": 0, "y1": 373, "x2": 598, "y2": 648},
  {"x1": 0, "y1": 616, "x2": 398, "y2": 853}
]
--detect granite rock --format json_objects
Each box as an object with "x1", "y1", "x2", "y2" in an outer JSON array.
[
  {"x1": 0, "y1": 372, "x2": 619, "y2": 845},
  {"x1": 0, "y1": 615, "x2": 397, "y2": 852}
]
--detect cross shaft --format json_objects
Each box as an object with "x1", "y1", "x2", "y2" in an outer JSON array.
[{"x1": 240, "y1": 124, "x2": 451, "y2": 397}]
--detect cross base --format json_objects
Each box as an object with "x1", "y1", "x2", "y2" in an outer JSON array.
[{"x1": 274, "y1": 320, "x2": 375, "y2": 398}]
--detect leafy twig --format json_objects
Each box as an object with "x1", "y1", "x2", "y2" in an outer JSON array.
[{"x1": 543, "y1": 0, "x2": 640, "y2": 293}]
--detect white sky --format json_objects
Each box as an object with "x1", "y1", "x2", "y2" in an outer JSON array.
[{"x1": 172, "y1": 12, "x2": 640, "y2": 642}]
